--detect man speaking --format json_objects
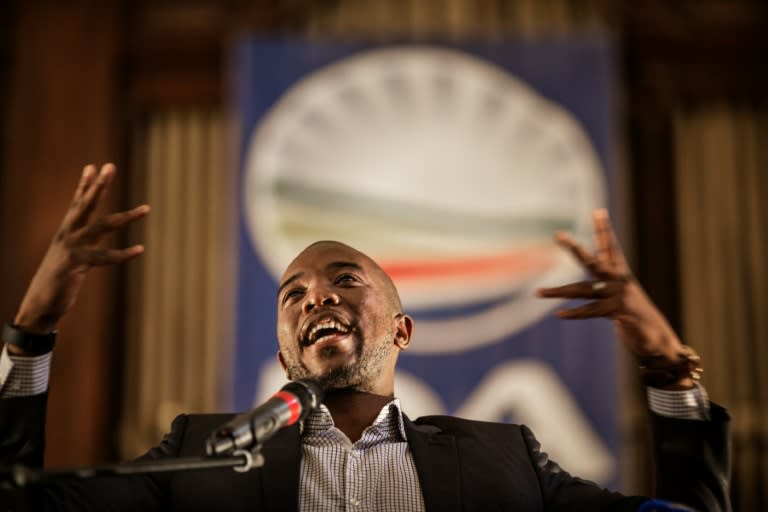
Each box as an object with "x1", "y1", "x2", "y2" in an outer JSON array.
[{"x1": 0, "y1": 164, "x2": 729, "y2": 510}]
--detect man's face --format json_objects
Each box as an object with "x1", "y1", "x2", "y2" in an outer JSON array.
[{"x1": 275, "y1": 242, "x2": 412, "y2": 395}]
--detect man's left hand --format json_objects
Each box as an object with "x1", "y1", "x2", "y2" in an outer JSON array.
[{"x1": 537, "y1": 208, "x2": 686, "y2": 365}]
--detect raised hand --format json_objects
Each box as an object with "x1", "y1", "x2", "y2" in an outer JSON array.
[
  {"x1": 537, "y1": 209, "x2": 685, "y2": 363},
  {"x1": 12, "y1": 164, "x2": 149, "y2": 337}
]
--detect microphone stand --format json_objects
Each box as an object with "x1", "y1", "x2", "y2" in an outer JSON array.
[{"x1": 0, "y1": 447, "x2": 264, "y2": 511}]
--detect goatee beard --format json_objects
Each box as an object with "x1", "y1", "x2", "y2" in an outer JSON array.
[{"x1": 286, "y1": 337, "x2": 391, "y2": 393}]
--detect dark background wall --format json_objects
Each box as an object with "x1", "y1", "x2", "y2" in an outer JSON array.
[{"x1": 1, "y1": 0, "x2": 766, "y2": 506}]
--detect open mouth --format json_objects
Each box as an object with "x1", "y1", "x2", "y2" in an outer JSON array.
[{"x1": 302, "y1": 317, "x2": 351, "y2": 347}]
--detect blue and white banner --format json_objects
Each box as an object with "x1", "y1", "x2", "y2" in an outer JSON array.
[{"x1": 232, "y1": 38, "x2": 620, "y2": 486}]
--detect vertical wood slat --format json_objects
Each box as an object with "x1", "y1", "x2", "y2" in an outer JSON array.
[
  {"x1": 757, "y1": 113, "x2": 768, "y2": 508},
  {"x1": 674, "y1": 105, "x2": 768, "y2": 510},
  {"x1": 120, "y1": 110, "x2": 230, "y2": 457},
  {"x1": 140, "y1": 115, "x2": 166, "y2": 442},
  {"x1": 202, "y1": 114, "x2": 221, "y2": 412},
  {"x1": 120, "y1": 120, "x2": 151, "y2": 458},
  {"x1": 745, "y1": 110, "x2": 768, "y2": 509},
  {"x1": 181, "y1": 114, "x2": 205, "y2": 409},
  {"x1": 704, "y1": 112, "x2": 735, "y2": 403},
  {"x1": 714, "y1": 111, "x2": 757, "y2": 505},
  {"x1": 160, "y1": 111, "x2": 184, "y2": 419},
  {"x1": 203, "y1": 113, "x2": 236, "y2": 412},
  {"x1": 741, "y1": 113, "x2": 768, "y2": 408}
]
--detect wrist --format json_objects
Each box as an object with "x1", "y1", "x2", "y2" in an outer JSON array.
[
  {"x1": 654, "y1": 377, "x2": 696, "y2": 391},
  {"x1": 638, "y1": 345, "x2": 702, "y2": 389},
  {"x1": 2, "y1": 322, "x2": 57, "y2": 355},
  {"x1": 6, "y1": 343, "x2": 30, "y2": 356},
  {"x1": 14, "y1": 298, "x2": 63, "y2": 333}
]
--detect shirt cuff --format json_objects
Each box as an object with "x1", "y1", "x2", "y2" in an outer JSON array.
[
  {"x1": 0, "y1": 344, "x2": 52, "y2": 397},
  {"x1": 647, "y1": 384, "x2": 710, "y2": 421}
]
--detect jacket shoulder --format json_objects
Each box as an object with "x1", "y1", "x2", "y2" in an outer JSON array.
[{"x1": 412, "y1": 414, "x2": 524, "y2": 435}]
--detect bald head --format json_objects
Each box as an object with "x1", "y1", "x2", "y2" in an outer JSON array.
[
  {"x1": 283, "y1": 241, "x2": 403, "y2": 313},
  {"x1": 275, "y1": 240, "x2": 413, "y2": 394}
]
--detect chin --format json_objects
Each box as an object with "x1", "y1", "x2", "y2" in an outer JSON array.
[{"x1": 312, "y1": 364, "x2": 367, "y2": 391}]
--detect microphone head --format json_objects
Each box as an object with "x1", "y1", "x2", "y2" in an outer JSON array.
[
  {"x1": 283, "y1": 379, "x2": 324, "y2": 421},
  {"x1": 205, "y1": 379, "x2": 325, "y2": 456}
]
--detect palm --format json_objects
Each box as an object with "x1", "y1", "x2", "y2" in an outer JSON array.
[
  {"x1": 14, "y1": 164, "x2": 148, "y2": 333},
  {"x1": 537, "y1": 209, "x2": 682, "y2": 360}
]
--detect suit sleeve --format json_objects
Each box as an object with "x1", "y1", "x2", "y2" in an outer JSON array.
[
  {"x1": 0, "y1": 396, "x2": 190, "y2": 512},
  {"x1": 651, "y1": 403, "x2": 731, "y2": 512},
  {"x1": 522, "y1": 402, "x2": 731, "y2": 512},
  {"x1": 0, "y1": 394, "x2": 49, "y2": 468},
  {"x1": 520, "y1": 424, "x2": 646, "y2": 511}
]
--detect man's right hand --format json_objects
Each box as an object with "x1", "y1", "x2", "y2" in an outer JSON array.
[{"x1": 9, "y1": 163, "x2": 149, "y2": 351}]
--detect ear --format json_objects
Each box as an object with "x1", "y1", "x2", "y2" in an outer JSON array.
[
  {"x1": 394, "y1": 314, "x2": 414, "y2": 350},
  {"x1": 277, "y1": 350, "x2": 289, "y2": 377}
]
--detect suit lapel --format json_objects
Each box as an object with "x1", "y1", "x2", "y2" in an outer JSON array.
[
  {"x1": 405, "y1": 417, "x2": 462, "y2": 512},
  {"x1": 259, "y1": 423, "x2": 302, "y2": 512}
]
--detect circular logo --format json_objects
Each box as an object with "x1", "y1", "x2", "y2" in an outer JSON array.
[{"x1": 244, "y1": 46, "x2": 605, "y2": 354}]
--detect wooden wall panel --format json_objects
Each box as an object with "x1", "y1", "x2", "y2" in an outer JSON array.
[{"x1": 0, "y1": 1, "x2": 126, "y2": 465}]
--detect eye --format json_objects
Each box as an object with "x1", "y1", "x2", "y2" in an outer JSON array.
[
  {"x1": 334, "y1": 273, "x2": 359, "y2": 285},
  {"x1": 282, "y1": 288, "x2": 304, "y2": 305}
]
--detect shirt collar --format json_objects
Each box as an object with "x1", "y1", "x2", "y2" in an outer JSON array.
[{"x1": 301, "y1": 397, "x2": 408, "y2": 441}]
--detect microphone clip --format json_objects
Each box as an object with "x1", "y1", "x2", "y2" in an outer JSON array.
[{"x1": 230, "y1": 447, "x2": 265, "y2": 473}]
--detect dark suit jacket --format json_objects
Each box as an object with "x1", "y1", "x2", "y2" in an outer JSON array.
[{"x1": 0, "y1": 393, "x2": 731, "y2": 511}]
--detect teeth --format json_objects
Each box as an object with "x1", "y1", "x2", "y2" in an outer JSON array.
[{"x1": 307, "y1": 319, "x2": 349, "y2": 344}]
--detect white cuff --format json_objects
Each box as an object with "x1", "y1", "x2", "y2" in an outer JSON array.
[
  {"x1": 647, "y1": 384, "x2": 709, "y2": 421},
  {"x1": 0, "y1": 344, "x2": 52, "y2": 397}
]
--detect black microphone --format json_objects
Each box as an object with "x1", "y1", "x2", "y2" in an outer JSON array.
[{"x1": 206, "y1": 379, "x2": 324, "y2": 456}]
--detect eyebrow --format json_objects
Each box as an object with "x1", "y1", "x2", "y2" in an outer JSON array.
[
  {"x1": 276, "y1": 261, "x2": 365, "y2": 299},
  {"x1": 326, "y1": 261, "x2": 364, "y2": 273},
  {"x1": 277, "y1": 272, "x2": 304, "y2": 299}
]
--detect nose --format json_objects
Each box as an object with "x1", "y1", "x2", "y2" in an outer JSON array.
[{"x1": 302, "y1": 287, "x2": 340, "y2": 314}]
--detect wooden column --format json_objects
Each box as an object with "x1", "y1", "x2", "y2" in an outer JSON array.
[{"x1": 0, "y1": 1, "x2": 126, "y2": 465}]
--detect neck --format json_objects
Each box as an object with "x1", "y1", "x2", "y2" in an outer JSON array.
[{"x1": 323, "y1": 389, "x2": 394, "y2": 443}]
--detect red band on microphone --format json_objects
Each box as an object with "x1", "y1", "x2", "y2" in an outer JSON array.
[{"x1": 275, "y1": 390, "x2": 302, "y2": 425}]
